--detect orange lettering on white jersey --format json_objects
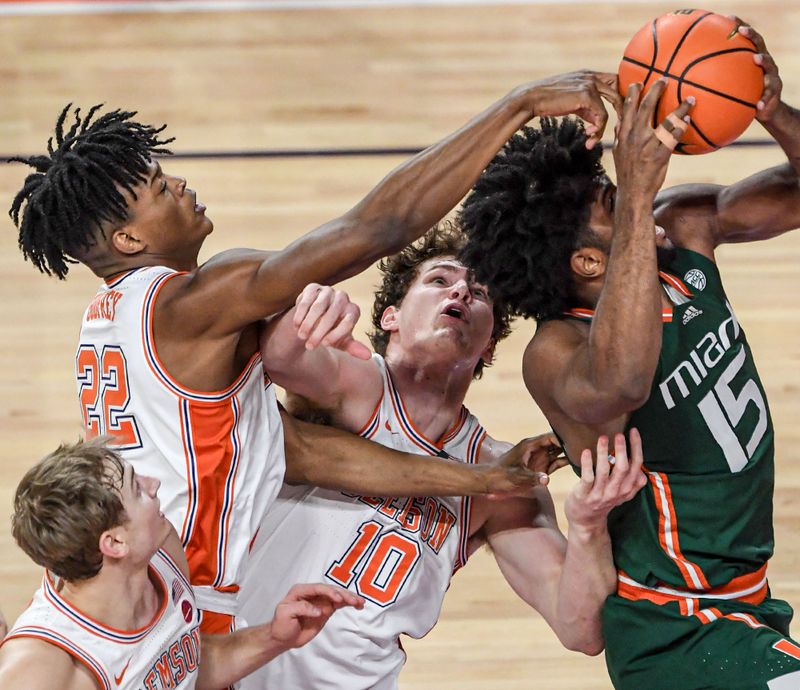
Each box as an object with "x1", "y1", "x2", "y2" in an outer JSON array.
[
  {"x1": 239, "y1": 354, "x2": 486, "y2": 690},
  {"x1": 3, "y1": 551, "x2": 199, "y2": 690},
  {"x1": 76, "y1": 267, "x2": 286, "y2": 621}
]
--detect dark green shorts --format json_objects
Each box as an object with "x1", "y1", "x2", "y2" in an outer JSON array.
[{"x1": 603, "y1": 594, "x2": 800, "y2": 689}]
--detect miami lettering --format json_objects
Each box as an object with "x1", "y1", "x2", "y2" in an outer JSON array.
[{"x1": 660, "y1": 301, "x2": 742, "y2": 409}]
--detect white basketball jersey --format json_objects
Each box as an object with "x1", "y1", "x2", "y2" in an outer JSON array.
[
  {"x1": 5, "y1": 550, "x2": 200, "y2": 690},
  {"x1": 76, "y1": 267, "x2": 285, "y2": 616},
  {"x1": 238, "y1": 354, "x2": 486, "y2": 690}
]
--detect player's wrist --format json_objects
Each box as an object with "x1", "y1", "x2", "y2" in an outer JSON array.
[{"x1": 566, "y1": 513, "x2": 610, "y2": 541}]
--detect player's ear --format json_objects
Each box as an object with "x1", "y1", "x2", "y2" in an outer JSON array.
[
  {"x1": 99, "y1": 526, "x2": 129, "y2": 560},
  {"x1": 380, "y1": 305, "x2": 400, "y2": 333},
  {"x1": 570, "y1": 246, "x2": 608, "y2": 280},
  {"x1": 110, "y1": 227, "x2": 146, "y2": 256}
]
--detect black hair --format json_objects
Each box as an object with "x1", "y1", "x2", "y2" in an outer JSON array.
[
  {"x1": 458, "y1": 117, "x2": 605, "y2": 321},
  {"x1": 9, "y1": 104, "x2": 174, "y2": 279}
]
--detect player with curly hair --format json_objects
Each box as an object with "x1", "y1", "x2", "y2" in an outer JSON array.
[
  {"x1": 245, "y1": 223, "x2": 647, "y2": 689},
  {"x1": 459, "y1": 23, "x2": 800, "y2": 690},
  {"x1": 8, "y1": 71, "x2": 622, "y2": 634}
]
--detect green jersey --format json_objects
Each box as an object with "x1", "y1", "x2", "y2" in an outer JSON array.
[{"x1": 567, "y1": 248, "x2": 774, "y2": 594}]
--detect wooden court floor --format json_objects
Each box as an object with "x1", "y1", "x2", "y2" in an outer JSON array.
[{"x1": 1, "y1": 2, "x2": 800, "y2": 688}]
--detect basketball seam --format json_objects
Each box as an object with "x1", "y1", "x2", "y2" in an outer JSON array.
[
  {"x1": 642, "y1": 18, "x2": 659, "y2": 90},
  {"x1": 678, "y1": 47, "x2": 759, "y2": 109},
  {"x1": 620, "y1": 56, "x2": 760, "y2": 109},
  {"x1": 654, "y1": 11, "x2": 712, "y2": 129}
]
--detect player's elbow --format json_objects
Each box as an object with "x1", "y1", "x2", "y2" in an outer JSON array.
[{"x1": 559, "y1": 631, "x2": 605, "y2": 656}]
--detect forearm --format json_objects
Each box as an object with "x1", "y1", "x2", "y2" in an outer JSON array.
[
  {"x1": 197, "y1": 625, "x2": 287, "y2": 690},
  {"x1": 589, "y1": 196, "x2": 662, "y2": 403},
  {"x1": 554, "y1": 522, "x2": 616, "y2": 654},
  {"x1": 761, "y1": 102, "x2": 800, "y2": 175},
  {"x1": 284, "y1": 414, "x2": 493, "y2": 496},
  {"x1": 338, "y1": 85, "x2": 542, "y2": 265}
]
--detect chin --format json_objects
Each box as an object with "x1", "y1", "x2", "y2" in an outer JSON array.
[{"x1": 656, "y1": 244, "x2": 678, "y2": 271}]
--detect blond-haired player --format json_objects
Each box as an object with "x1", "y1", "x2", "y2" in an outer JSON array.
[
  {"x1": 0, "y1": 438, "x2": 364, "y2": 689},
  {"x1": 9, "y1": 72, "x2": 621, "y2": 633}
]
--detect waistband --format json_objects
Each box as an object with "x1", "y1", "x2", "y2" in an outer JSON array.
[
  {"x1": 617, "y1": 563, "x2": 768, "y2": 615},
  {"x1": 193, "y1": 585, "x2": 240, "y2": 617}
]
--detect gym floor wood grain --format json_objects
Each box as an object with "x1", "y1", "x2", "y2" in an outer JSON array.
[{"x1": 1, "y1": 2, "x2": 798, "y2": 687}]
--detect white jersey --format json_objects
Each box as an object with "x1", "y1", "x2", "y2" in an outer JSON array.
[
  {"x1": 239, "y1": 354, "x2": 486, "y2": 690},
  {"x1": 76, "y1": 267, "x2": 285, "y2": 617},
  {"x1": 4, "y1": 550, "x2": 200, "y2": 690}
]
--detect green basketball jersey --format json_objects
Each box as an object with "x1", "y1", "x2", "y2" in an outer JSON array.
[{"x1": 569, "y1": 248, "x2": 774, "y2": 591}]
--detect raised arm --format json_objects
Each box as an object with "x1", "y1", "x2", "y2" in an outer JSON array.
[
  {"x1": 167, "y1": 72, "x2": 624, "y2": 338},
  {"x1": 656, "y1": 24, "x2": 800, "y2": 257},
  {"x1": 527, "y1": 82, "x2": 692, "y2": 426},
  {"x1": 478, "y1": 431, "x2": 646, "y2": 654}
]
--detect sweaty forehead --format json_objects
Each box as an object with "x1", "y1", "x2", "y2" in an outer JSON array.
[{"x1": 418, "y1": 256, "x2": 465, "y2": 274}]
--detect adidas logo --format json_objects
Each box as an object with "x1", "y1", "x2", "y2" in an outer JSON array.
[{"x1": 682, "y1": 305, "x2": 703, "y2": 325}]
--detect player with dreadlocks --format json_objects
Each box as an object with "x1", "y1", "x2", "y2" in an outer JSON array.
[
  {"x1": 9, "y1": 72, "x2": 623, "y2": 636},
  {"x1": 459, "y1": 24, "x2": 800, "y2": 690}
]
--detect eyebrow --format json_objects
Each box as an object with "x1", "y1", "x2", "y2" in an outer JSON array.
[
  {"x1": 149, "y1": 162, "x2": 163, "y2": 187},
  {"x1": 424, "y1": 261, "x2": 463, "y2": 273}
]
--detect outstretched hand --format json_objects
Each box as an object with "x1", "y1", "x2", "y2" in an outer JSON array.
[
  {"x1": 270, "y1": 583, "x2": 365, "y2": 650},
  {"x1": 614, "y1": 80, "x2": 694, "y2": 199},
  {"x1": 730, "y1": 19, "x2": 783, "y2": 123},
  {"x1": 293, "y1": 283, "x2": 372, "y2": 360},
  {"x1": 564, "y1": 429, "x2": 647, "y2": 531},
  {"x1": 486, "y1": 433, "x2": 568, "y2": 499},
  {"x1": 527, "y1": 70, "x2": 623, "y2": 149}
]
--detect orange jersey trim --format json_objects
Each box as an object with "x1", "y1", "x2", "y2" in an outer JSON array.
[
  {"x1": 618, "y1": 562, "x2": 769, "y2": 611},
  {"x1": 647, "y1": 470, "x2": 711, "y2": 590}
]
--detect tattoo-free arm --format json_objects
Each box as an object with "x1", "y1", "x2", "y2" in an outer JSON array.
[
  {"x1": 166, "y1": 72, "x2": 624, "y2": 338},
  {"x1": 281, "y1": 410, "x2": 548, "y2": 497}
]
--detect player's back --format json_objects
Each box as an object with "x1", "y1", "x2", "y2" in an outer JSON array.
[
  {"x1": 238, "y1": 354, "x2": 484, "y2": 690},
  {"x1": 608, "y1": 248, "x2": 774, "y2": 596},
  {"x1": 76, "y1": 267, "x2": 285, "y2": 619}
]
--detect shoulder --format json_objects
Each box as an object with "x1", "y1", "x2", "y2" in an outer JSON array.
[
  {"x1": 523, "y1": 320, "x2": 587, "y2": 388},
  {"x1": 655, "y1": 183, "x2": 722, "y2": 258},
  {"x1": 476, "y1": 432, "x2": 512, "y2": 465},
  {"x1": 0, "y1": 636, "x2": 98, "y2": 690},
  {"x1": 321, "y1": 353, "x2": 384, "y2": 433}
]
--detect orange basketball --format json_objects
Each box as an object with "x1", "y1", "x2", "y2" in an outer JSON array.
[{"x1": 618, "y1": 9, "x2": 763, "y2": 154}]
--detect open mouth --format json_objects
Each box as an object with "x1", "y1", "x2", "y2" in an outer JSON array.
[
  {"x1": 194, "y1": 202, "x2": 206, "y2": 213},
  {"x1": 443, "y1": 305, "x2": 467, "y2": 322}
]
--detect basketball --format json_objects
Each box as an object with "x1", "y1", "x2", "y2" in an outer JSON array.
[{"x1": 618, "y1": 9, "x2": 764, "y2": 154}]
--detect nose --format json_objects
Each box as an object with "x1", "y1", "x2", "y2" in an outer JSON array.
[
  {"x1": 449, "y1": 279, "x2": 471, "y2": 302},
  {"x1": 173, "y1": 176, "x2": 187, "y2": 195},
  {"x1": 145, "y1": 475, "x2": 161, "y2": 496}
]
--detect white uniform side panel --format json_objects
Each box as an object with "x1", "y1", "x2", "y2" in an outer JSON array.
[
  {"x1": 75, "y1": 267, "x2": 285, "y2": 616},
  {"x1": 4, "y1": 550, "x2": 200, "y2": 690},
  {"x1": 239, "y1": 354, "x2": 486, "y2": 690}
]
